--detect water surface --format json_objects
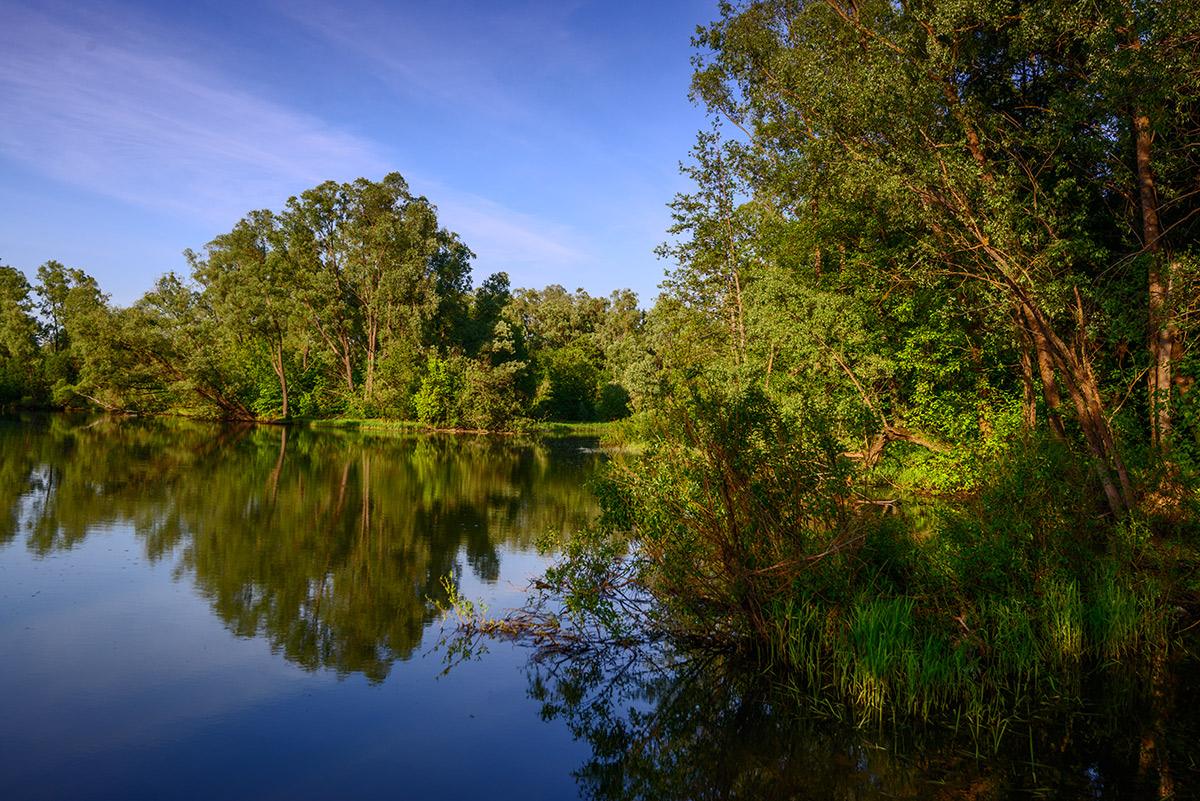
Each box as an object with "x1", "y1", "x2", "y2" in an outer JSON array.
[
  {"x1": 0, "y1": 413, "x2": 597, "y2": 800},
  {"x1": 1, "y1": 413, "x2": 1196, "y2": 800}
]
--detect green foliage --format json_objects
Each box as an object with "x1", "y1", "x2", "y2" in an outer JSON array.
[
  {"x1": 535, "y1": 340, "x2": 605, "y2": 422},
  {"x1": 515, "y1": 387, "x2": 1194, "y2": 721},
  {"x1": 596, "y1": 385, "x2": 860, "y2": 642},
  {"x1": 0, "y1": 263, "x2": 40, "y2": 404},
  {"x1": 595, "y1": 382, "x2": 631, "y2": 422},
  {"x1": 414, "y1": 355, "x2": 462, "y2": 428}
]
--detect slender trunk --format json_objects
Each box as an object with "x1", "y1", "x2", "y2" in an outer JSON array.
[
  {"x1": 1136, "y1": 105, "x2": 1176, "y2": 447},
  {"x1": 338, "y1": 328, "x2": 355, "y2": 395},
  {"x1": 1019, "y1": 305, "x2": 1066, "y2": 441},
  {"x1": 269, "y1": 334, "x2": 289, "y2": 419},
  {"x1": 1017, "y1": 339, "x2": 1037, "y2": 430},
  {"x1": 364, "y1": 321, "x2": 377, "y2": 403}
]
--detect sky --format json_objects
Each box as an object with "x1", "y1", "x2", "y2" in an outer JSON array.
[{"x1": 0, "y1": 0, "x2": 717, "y2": 307}]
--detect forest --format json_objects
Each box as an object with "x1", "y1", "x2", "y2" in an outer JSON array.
[{"x1": 3, "y1": 0, "x2": 1200, "y2": 726}]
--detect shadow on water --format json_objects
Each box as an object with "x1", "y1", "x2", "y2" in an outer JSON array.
[{"x1": 526, "y1": 644, "x2": 1199, "y2": 800}]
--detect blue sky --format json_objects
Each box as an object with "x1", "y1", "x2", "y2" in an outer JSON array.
[{"x1": 0, "y1": 0, "x2": 716, "y2": 306}]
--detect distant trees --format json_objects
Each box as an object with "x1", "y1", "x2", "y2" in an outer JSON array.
[
  {"x1": 0, "y1": 262, "x2": 39, "y2": 402},
  {"x1": 0, "y1": 174, "x2": 646, "y2": 428}
]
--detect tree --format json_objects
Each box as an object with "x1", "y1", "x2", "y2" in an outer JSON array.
[
  {"x1": 0, "y1": 263, "x2": 39, "y2": 401},
  {"x1": 683, "y1": 0, "x2": 1200, "y2": 515},
  {"x1": 657, "y1": 127, "x2": 751, "y2": 365},
  {"x1": 1077, "y1": 0, "x2": 1200, "y2": 449},
  {"x1": 278, "y1": 173, "x2": 472, "y2": 409},
  {"x1": 189, "y1": 210, "x2": 299, "y2": 419},
  {"x1": 34, "y1": 260, "x2": 71, "y2": 354}
]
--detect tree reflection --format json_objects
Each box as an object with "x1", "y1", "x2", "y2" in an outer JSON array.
[
  {"x1": 528, "y1": 648, "x2": 1199, "y2": 800},
  {"x1": 0, "y1": 413, "x2": 598, "y2": 681}
]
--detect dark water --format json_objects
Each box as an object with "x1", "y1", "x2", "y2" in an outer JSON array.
[{"x1": 0, "y1": 414, "x2": 1196, "y2": 800}]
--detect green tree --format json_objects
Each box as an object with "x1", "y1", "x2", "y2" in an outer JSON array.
[
  {"x1": 536, "y1": 340, "x2": 605, "y2": 421},
  {"x1": 657, "y1": 127, "x2": 752, "y2": 366},
  {"x1": 414, "y1": 355, "x2": 462, "y2": 427},
  {"x1": 278, "y1": 173, "x2": 473, "y2": 410},
  {"x1": 682, "y1": 0, "x2": 1200, "y2": 515},
  {"x1": 189, "y1": 209, "x2": 299, "y2": 419},
  {"x1": 34, "y1": 260, "x2": 71, "y2": 354},
  {"x1": 0, "y1": 263, "x2": 39, "y2": 402}
]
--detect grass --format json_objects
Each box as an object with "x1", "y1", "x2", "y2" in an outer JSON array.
[{"x1": 285, "y1": 415, "x2": 638, "y2": 443}]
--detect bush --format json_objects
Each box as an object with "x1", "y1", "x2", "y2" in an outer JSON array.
[
  {"x1": 596, "y1": 385, "x2": 861, "y2": 642},
  {"x1": 414, "y1": 356, "x2": 462, "y2": 427}
]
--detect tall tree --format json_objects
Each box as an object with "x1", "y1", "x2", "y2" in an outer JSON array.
[
  {"x1": 190, "y1": 209, "x2": 298, "y2": 419},
  {"x1": 683, "y1": 0, "x2": 1200, "y2": 515},
  {"x1": 278, "y1": 173, "x2": 472, "y2": 408},
  {"x1": 657, "y1": 127, "x2": 751, "y2": 365},
  {"x1": 34, "y1": 260, "x2": 72, "y2": 354}
]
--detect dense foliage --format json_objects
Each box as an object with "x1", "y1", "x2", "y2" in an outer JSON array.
[
  {"x1": 649, "y1": 0, "x2": 1200, "y2": 514},
  {"x1": 4, "y1": 0, "x2": 1200, "y2": 736}
]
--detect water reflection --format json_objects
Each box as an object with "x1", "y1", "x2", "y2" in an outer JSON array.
[
  {"x1": 527, "y1": 646, "x2": 1198, "y2": 800},
  {"x1": 0, "y1": 413, "x2": 598, "y2": 682}
]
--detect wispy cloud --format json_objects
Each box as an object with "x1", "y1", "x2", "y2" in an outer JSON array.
[
  {"x1": 0, "y1": 2, "x2": 388, "y2": 224},
  {"x1": 0, "y1": 0, "x2": 647, "y2": 296},
  {"x1": 276, "y1": 0, "x2": 591, "y2": 121},
  {"x1": 431, "y1": 188, "x2": 585, "y2": 270}
]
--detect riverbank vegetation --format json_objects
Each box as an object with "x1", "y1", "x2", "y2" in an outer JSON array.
[{"x1": 0, "y1": 175, "x2": 650, "y2": 429}]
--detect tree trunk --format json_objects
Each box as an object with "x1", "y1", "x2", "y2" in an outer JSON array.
[
  {"x1": 269, "y1": 337, "x2": 289, "y2": 419},
  {"x1": 1136, "y1": 105, "x2": 1176, "y2": 448},
  {"x1": 1019, "y1": 305, "x2": 1066, "y2": 441},
  {"x1": 364, "y1": 318, "x2": 377, "y2": 404},
  {"x1": 1017, "y1": 338, "x2": 1037, "y2": 430},
  {"x1": 338, "y1": 330, "x2": 355, "y2": 395},
  {"x1": 996, "y1": 257, "x2": 1134, "y2": 515}
]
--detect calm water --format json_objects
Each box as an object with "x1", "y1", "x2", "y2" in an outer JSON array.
[{"x1": 1, "y1": 414, "x2": 1196, "y2": 800}]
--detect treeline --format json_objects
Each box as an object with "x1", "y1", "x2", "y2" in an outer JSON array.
[
  {"x1": 0, "y1": 174, "x2": 661, "y2": 429},
  {"x1": 3, "y1": 0, "x2": 1199, "y2": 488}
]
